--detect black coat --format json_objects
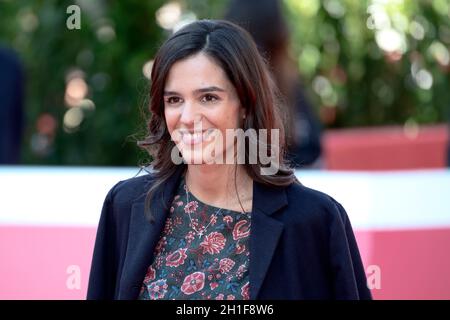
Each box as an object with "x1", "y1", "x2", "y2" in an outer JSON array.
[{"x1": 87, "y1": 166, "x2": 372, "y2": 300}]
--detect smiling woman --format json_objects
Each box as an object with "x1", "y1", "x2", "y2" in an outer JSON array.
[
  {"x1": 87, "y1": 20, "x2": 372, "y2": 300},
  {"x1": 163, "y1": 52, "x2": 243, "y2": 166},
  {"x1": 140, "y1": 20, "x2": 296, "y2": 218}
]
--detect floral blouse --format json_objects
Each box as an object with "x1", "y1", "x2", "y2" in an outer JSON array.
[{"x1": 138, "y1": 176, "x2": 251, "y2": 300}]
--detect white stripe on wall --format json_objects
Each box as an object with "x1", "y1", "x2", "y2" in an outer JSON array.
[{"x1": 0, "y1": 166, "x2": 449, "y2": 229}]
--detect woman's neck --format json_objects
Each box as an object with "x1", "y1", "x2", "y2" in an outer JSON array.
[{"x1": 184, "y1": 164, "x2": 253, "y2": 212}]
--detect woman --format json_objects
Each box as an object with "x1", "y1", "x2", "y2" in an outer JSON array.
[{"x1": 87, "y1": 20, "x2": 371, "y2": 300}]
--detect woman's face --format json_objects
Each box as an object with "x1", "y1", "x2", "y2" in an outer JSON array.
[{"x1": 164, "y1": 52, "x2": 244, "y2": 165}]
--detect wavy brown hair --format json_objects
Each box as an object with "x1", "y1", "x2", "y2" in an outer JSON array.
[{"x1": 138, "y1": 20, "x2": 297, "y2": 223}]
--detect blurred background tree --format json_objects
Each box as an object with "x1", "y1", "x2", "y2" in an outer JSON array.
[
  {"x1": 0, "y1": 0, "x2": 448, "y2": 166},
  {"x1": 0, "y1": 0, "x2": 168, "y2": 165},
  {"x1": 283, "y1": 0, "x2": 450, "y2": 128}
]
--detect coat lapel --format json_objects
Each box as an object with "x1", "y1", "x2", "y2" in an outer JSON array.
[
  {"x1": 118, "y1": 166, "x2": 185, "y2": 299},
  {"x1": 249, "y1": 181, "x2": 287, "y2": 300}
]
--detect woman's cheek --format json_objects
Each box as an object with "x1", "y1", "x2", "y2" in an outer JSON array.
[{"x1": 164, "y1": 112, "x2": 177, "y2": 133}]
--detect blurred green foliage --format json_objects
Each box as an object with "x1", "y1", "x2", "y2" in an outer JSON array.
[
  {"x1": 283, "y1": 0, "x2": 450, "y2": 127},
  {"x1": 0, "y1": 0, "x2": 167, "y2": 165},
  {"x1": 0, "y1": 0, "x2": 448, "y2": 166}
]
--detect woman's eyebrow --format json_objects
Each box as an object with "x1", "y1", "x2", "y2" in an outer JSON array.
[
  {"x1": 194, "y1": 86, "x2": 226, "y2": 94},
  {"x1": 163, "y1": 86, "x2": 226, "y2": 96}
]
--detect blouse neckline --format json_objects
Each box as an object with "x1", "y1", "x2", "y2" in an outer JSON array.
[{"x1": 180, "y1": 174, "x2": 251, "y2": 216}]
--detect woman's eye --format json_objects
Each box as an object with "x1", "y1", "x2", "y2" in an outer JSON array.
[
  {"x1": 201, "y1": 94, "x2": 219, "y2": 103},
  {"x1": 166, "y1": 96, "x2": 182, "y2": 104}
]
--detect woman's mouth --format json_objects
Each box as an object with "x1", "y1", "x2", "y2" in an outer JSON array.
[{"x1": 180, "y1": 128, "x2": 215, "y2": 145}]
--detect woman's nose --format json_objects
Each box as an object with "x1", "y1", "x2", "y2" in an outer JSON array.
[{"x1": 179, "y1": 101, "x2": 201, "y2": 124}]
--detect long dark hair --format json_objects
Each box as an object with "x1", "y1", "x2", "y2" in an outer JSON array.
[
  {"x1": 224, "y1": 0, "x2": 299, "y2": 152},
  {"x1": 138, "y1": 19, "x2": 297, "y2": 223}
]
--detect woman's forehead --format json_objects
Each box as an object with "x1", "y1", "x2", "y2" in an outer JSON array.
[{"x1": 164, "y1": 53, "x2": 231, "y2": 92}]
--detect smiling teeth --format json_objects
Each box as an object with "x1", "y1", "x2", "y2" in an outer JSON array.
[{"x1": 181, "y1": 129, "x2": 215, "y2": 145}]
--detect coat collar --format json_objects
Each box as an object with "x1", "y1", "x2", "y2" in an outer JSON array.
[{"x1": 119, "y1": 165, "x2": 287, "y2": 300}]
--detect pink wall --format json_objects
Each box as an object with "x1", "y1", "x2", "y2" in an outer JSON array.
[
  {"x1": 364, "y1": 228, "x2": 450, "y2": 299},
  {"x1": 323, "y1": 124, "x2": 449, "y2": 170},
  {"x1": 1, "y1": 225, "x2": 449, "y2": 299},
  {"x1": 0, "y1": 226, "x2": 95, "y2": 300}
]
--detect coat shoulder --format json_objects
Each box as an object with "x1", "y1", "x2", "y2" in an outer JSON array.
[
  {"x1": 286, "y1": 181, "x2": 341, "y2": 209},
  {"x1": 107, "y1": 172, "x2": 155, "y2": 205},
  {"x1": 283, "y1": 181, "x2": 347, "y2": 224}
]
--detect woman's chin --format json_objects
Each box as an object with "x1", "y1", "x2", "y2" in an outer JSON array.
[
  {"x1": 182, "y1": 156, "x2": 209, "y2": 165},
  {"x1": 179, "y1": 145, "x2": 223, "y2": 165}
]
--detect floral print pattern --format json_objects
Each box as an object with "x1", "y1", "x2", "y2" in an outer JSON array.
[
  {"x1": 138, "y1": 176, "x2": 251, "y2": 300},
  {"x1": 166, "y1": 248, "x2": 188, "y2": 267},
  {"x1": 145, "y1": 279, "x2": 168, "y2": 299},
  {"x1": 181, "y1": 272, "x2": 205, "y2": 295},
  {"x1": 200, "y1": 232, "x2": 226, "y2": 255}
]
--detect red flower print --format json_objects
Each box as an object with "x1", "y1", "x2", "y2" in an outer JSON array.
[
  {"x1": 154, "y1": 237, "x2": 167, "y2": 255},
  {"x1": 210, "y1": 214, "x2": 217, "y2": 226},
  {"x1": 184, "y1": 201, "x2": 198, "y2": 214},
  {"x1": 176, "y1": 201, "x2": 183, "y2": 206},
  {"x1": 236, "y1": 264, "x2": 248, "y2": 279},
  {"x1": 223, "y1": 215, "x2": 233, "y2": 224},
  {"x1": 165, "y1": 248, "x2": 188, "y2": 267},
  {"x1": 235, "y1": 243, "x2": 246, "y2": 254},
  {"x1": 174, "y1": 195, "x2": 180, "y2": 200},
  {"x1": 215, "y1": 294, "x2": 225, "y2": 300},
  {"x1": 181, "y1": 272, "x2": 205, "y2": 295},
  {"x1": 219, "y1": 258, "x2": 235, "y2": 274},
  {"x1": 143, "y1": 266, "x2": 156, "y2": 282},
  {"x1": 163, "y1": 219, "x2": 173, "y2": 234},
  {"x1": 200, "y1": 232, "x2": 226, "y2": 254},
  {"x1": 170, "y1": 206, "x2": 174, "y2": 213},
  {"x1": 189, "y1": 219, "x2": 200, "y2": 230},
  {"x1": 227, "y1": 294, "x2": 235, "y2": 300},
  {"x1": 241, "y1": 282, "x2": 250, "y2": 300},
  {"x1": 210, "y1": 282, "x2": 219, "y2": 290},
  {"x1": 146, "y1": 279, "x2": 168, "y2": 299},
  {"x1": 185, "y1": 231, "x2": 196, "y2": 242},
  {"x1": 155, "y1": 256, "x2": 164, "y2": 268},
  {"x1": 232, "y1": 220, "x2": 250, "y2": 240}
]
